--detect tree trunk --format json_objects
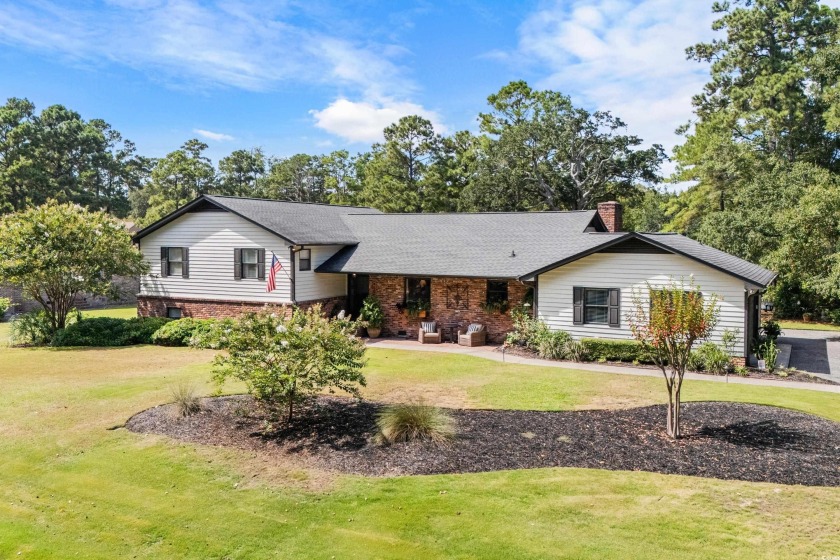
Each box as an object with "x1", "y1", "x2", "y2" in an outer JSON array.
[{"x1": 666, "y1": 378, "x2": 683, "y2": 439}]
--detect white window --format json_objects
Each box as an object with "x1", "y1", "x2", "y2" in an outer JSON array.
[{"x1": 241, "y1": 248, "x2": 259, "y2": 279}]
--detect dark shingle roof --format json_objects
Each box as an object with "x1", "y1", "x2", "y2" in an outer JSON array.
[
  {"x1": 318, "y1": 214, "x2": 776, "y2": 287},
  {"x1": 132, "y1": 195, "x2": 381, "y2": 245},
  {"x1": 317, "y1": 211, "x2": 613, "y2": 279},
  {"x1": 638, "y1": 233, "x2": 777, "y2": 287}
]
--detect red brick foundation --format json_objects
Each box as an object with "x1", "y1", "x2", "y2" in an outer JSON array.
[
  {"x1": 137, "y1": 295, "x2": 348, "y2": 319},
  {"x1": 368, "y1": 275, "x2": 531, "y2": 343}
]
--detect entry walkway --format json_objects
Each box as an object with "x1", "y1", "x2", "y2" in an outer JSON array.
[{"x1": 365, "y1": 338, "x2": 840, "y2": 394}]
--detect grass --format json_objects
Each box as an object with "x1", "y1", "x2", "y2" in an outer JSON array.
[
  {"x1": 1, "y1": 306, "x2": 839, "y2": 558},
  {"x1": 778, "y1": 319, "x2": 840, "y2": 332}
]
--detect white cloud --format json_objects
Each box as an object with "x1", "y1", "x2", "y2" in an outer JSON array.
[
  {"x1": 193, "y1": 129, "x2": 234, "y2": 142},
  {"x1": 509, "y1": 0, "x2": 720, "y2": 178},
  {"x1": 311, "y1": 98, "x2": 447, "y2": 143},
  {"x1": 0, "y1": 0, "x2": 414, "y2": 96}
]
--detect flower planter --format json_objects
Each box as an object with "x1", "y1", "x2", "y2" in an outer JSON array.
[
  {"x1": 367, "y1": 327, "x2": 381, "y2": 338},
  {"x1": 757, "y1": 359, "x2": 767, "y2": 371}
]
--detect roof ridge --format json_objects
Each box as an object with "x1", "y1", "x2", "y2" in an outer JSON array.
[
  {"x1": 343, "y1": 210, "x2": 597, "y2": 216},
  {"x1": 206, "y1": 194, "x2": 376, "y2": 210}
]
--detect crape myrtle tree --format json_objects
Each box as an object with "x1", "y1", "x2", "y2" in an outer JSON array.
[
  {"x1": 0, "y1": 201, "x2": 148, "y2": 332},
  {"x1": 627, "y1": 279, "x2": 720, "y2": 438},
  {"x1": 212, "y1": 306, "x2": 367, "y2": 424}
]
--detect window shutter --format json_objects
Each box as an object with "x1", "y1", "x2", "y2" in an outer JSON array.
[
  {"x1": 257, "y1": 249, "x2": 265, "y2": 280},
  {"x1": 573, "y1": 287, "x2": 583, "y2": 325},
  {"x1": 182, "y1": 247, "x2": 189, "y2": 278},
  {"x1": 608, "y1": 288, "x2": 620, "y2": 327},
  {"x1": 160, "y1": 247, "x2": 168, "y2": 278},
  {"x1": 234, "y1": 248, "x2": 242, "y2": 280}
]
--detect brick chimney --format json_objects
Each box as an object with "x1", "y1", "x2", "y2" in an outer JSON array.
[{"x1": 597, "y1": 201, "x2": 623, "y2": 232}]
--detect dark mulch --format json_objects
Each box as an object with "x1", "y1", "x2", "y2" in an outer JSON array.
[
  {"x1": 497, "y1": 346, "x2": 839, "y2": 385},
  {"x1": 126, "y1": 396, "x2": 840, "y2": 486}
]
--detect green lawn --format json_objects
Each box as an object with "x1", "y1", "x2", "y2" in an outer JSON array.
[
  {"x1": 778, "y1": 319, "x2": 840, "y2": 332},
  {"x1": 1, "y1": 307, "x2": 839, "y2": 559}
]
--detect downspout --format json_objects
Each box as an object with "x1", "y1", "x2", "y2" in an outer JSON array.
[{"x1": 289, "y1": 246, "x2": 296, "y2": 305}]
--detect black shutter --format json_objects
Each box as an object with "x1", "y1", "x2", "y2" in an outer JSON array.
[
  {"x1": 608, "y1": 288, "x2": 620, "y2": 327},
  {"x1": 160, "y1": 247, "x2": 168, "y2": 278},
  {"x1": 182, "y1": 247, "x2": 189, "y2": 278},
  {"x1": 234, "y1": 248, "x2": 242, "y2": 280},
  {"x1": 573, "y1": 287, "x2": 584, "y2": 325},
  {"x1": 257, "y1": 249, "x2": 265, "y2": 280}
]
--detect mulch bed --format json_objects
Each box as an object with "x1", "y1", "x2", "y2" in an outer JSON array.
[
  {"x1": 497, "y1": 346, "x2": 839, "y2": 385},
  {"x1": 126, "y1": 396, "x2": 840, "y2": 487}
]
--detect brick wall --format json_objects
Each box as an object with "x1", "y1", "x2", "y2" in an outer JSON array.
[
  {"x1": 137, "y1": 295, "x2": 347, "y2": 319},
  {"x1": 597, "y1": 201, "x2": 623, "y2": 232},
  {"x1": 368, "y1": 275, "x2": 531, "y2": 343}
]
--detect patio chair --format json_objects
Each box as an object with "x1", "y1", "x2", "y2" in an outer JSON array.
[
  {"x1": 418, "y1": 321, "x2": 442, "y2": 344},
  {"x1": 458, "y1": 323, "x2": 486, "y2": 347}
]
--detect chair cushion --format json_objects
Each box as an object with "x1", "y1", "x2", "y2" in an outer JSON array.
[
  {"x1": 421, "y1": 321, "x2": 437, "y2": 333},
  {"x1": 466, "y1": 323, "x2": 484, "y2": 333}
]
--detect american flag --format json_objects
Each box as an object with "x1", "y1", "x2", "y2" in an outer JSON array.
[{"x1": 266, "y1": 253, "x2": 283, "y2": 293}]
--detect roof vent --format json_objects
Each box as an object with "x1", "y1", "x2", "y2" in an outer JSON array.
[{"x1": 510, "y1": 250, "x2": 516, "y2": 257}]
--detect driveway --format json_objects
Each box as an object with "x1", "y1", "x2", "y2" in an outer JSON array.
[{"x1": 778, "y1": 329, "x2": 840, "y2": 377}]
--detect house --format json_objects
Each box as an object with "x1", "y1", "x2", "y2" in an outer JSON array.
[{"x1": 132, "y1": 195, "x2": 776, "y2": 362}]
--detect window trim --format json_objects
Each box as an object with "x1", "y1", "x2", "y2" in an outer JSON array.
[
  {"x1": 160, "y1": 247, "x2": 189, "y2": 278},
  {"x1": 573, "y1": 286, "x2": 620, "y2": 327},
  {"x1": 233, "y1": 248, "x2": 265, "y2": 280},
  {"x1": 486, "y1": 280, "x2": 508, "y2": 304},
  {"x1": 298, "y1": 248, "x2": 311, "y2": 271},
  {"x1": 404, "y1": 277, "x2": 432, "y2": 305}
]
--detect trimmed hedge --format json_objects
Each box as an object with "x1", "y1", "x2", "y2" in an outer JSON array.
[
  {"x1": 580, "y1": 338, "x2": 652, "y2": 363},
  {"x1": 52, "y1": 317, "x2": 171, "y2": 347},
  {"x1": 151, "y1": 317, "x2": 232, "y2": 348}
]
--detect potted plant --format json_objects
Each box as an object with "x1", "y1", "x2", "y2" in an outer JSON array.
[
  {"x1": 480, "y1": 300, "x2": 509, "y2": 314},
  {"x1": 802, "y1": 312, "x2": 813, "y2": 323},
  {"x1": 403, "y1": 299, "x2": 430, "y2": 319},
  {"x1": 360, "y1": 296, "x2": 384, "y2": 338}
]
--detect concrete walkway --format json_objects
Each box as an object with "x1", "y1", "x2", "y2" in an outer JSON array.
[
  {"x1": 778, "y1": 329, "x2": 840, "y2": 378},
  {"x1": 366, "y1": 338, "x2": 840, "y2": 394}
]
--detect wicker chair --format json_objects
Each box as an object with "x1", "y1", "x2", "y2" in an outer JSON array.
[
  {"x1": 458, "y1": 323, "x2": 486, "y2": 347},
  {"x1": 418, "y1": 321, "x2": 442, "y2": 344}
]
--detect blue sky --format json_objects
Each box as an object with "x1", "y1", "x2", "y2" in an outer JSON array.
[{"x1": 2, "y1": 0, "x2": 838, "y2": 177}]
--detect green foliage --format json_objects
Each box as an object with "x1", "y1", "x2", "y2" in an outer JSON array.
[
  {"x1": 11, "y1": 309, "x2": 63, "y2": 346},
  {"x1": 375, "y1": 401, "x2": 455, "y2": 445},
  {"x1": 462, "y1": 80, "x2": 665, "y2": 211},
  {"x1": 169, "y1": 382, "x2": 201, "y2": 417},
  {"x1": 759, "y1": 320, "x2": 783, "y2": 342},
  {"x1": 0, "y1": 97, "x2": 140, "y2": 216},
  {"x1": 212, "y1": 306, "x2": 367, "y2": 423},
  {"x1": 0, "y1": 296, "x2": 11, "y2": 320},
  {"x1": 479, "y1": 300, "x2": 509, "y2": 314},
  {"x1": 757, "y1": 339, "x2": 780, "y2": 373},
  {"x1": 0, "y1": 201, "x2": 148, "y2": 332},
  {"x1": 688, "y1": 342, "x2": 732, "y2": 374},
  {"x1": 580, "y1": 338, "x2": 651, "y2": 363},
  {"x1": 52, "y1": 316, "x2": 170, "y2": 347},
  {"x1": 359, "y1": 296, "x2": 384, "y2": 328},
  {"x1": 504, "y1": 306, "x2": 549, "y2": 350},
  {"x1": 564, "y1": 339, "x2": 585, "y2": 362},
  {"x1": 150, "y1": 318, "x2": 232, "y2": 348},
  {"x1": 537, "y1": 330, "x2": 571, "y2": 360},
  {"x1": 402, "y1": 299, "x2": 431, "y2": 319}
]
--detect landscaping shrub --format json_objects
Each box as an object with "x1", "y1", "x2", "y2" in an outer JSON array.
[
  {"x1": 10, "y1": 309, "x2": 57, "y2": 346},
  {"x1": 170, "y1": 382, "x2": 201, "y2": 417},
  {"x1": 688, "y1": 342, "x2": 732, "y2": 374},
  {"x1": 375, "y1": 402, "x2": 455, "y2": 445},
  {"x1": 0, "y1": 297, "x2": 12, "y2": 320},
  {"x1": 537, "y1": 330, "x2": 571, "y2": 360},
  {"x1": 151, "y1": 318, "x2": 231, "y2": 348},
  {"x1": 505, "y1": 306, "x2": 549, "y2": 350},
  {"x1": 580, "y1": 338, "x2": 651, "y2": 363},
  {"x1": 830, "y1": 309, "x2": 840, "y2": 325},
  {"x1": 52, "y1": 317, "x2": 171, "y2": 347},
  {"x1": 565, "y1": 339, "x2": 585, "y2": 362}
]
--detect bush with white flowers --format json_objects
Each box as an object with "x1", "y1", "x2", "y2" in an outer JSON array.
[{"x1": 212, "y1": 305, "x2": 367, "y2": 423}]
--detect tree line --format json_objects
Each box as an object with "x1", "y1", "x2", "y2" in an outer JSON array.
[{"x1": 1, "y1": 0, "x2": 839, "y2": 317}]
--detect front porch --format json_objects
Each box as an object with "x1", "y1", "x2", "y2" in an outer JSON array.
[{"x1": 358, "y1": 275, "x2": 532, "y2": 343}]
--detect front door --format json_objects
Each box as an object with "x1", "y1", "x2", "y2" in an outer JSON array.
[{"x1": 347, "y1": 274, "x2": 369, "y2": 319}]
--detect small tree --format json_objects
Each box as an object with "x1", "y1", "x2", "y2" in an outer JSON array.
[
  {"x1": 0, "y1": 201, "x2": 148, "y2": 333},
  {"x1": 213, "y1": 306, "x2": 367, "y2": 423},
  {"x1": 627, "y1": 280, "x2": 720, "y2": 438}
]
